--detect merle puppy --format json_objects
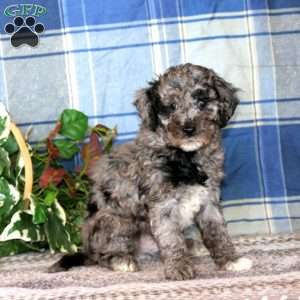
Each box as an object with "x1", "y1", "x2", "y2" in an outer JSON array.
[{"x1": 49, "y1": 63, "x2": 252, "y2": 280}]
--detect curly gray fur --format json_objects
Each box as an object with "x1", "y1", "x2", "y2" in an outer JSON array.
[{"x1": 49, "y1": 63, "x2": 240, "y2": 280}]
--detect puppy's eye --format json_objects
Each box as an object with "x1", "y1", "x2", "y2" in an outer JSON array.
[
  {"x1": 197, "y1": 101, "x2": 207, "y2": 109},
  {"x1": 192, "y1": 89, "x2": 209, "y2": 109},
  {"x1": 192, "y1": 89, "x2": 209, "y2": 101},
  {"x1": 168, "y1": 103, "x2": 177, "y2": 111},
  {"x1": 160, "y1": 103, "x2": 177, "y2": 115}
]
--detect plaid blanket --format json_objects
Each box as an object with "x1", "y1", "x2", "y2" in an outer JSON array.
[{"x1": 0, "y1": 0, "x2": 299, "y2": 235}]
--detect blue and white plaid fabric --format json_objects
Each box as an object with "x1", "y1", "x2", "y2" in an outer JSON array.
[{"x1": 0, "y1": 0, "x2": 300, "y2": 235}]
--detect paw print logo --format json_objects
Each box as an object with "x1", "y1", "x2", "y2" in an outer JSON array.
[{"x1": 4, "y1": 16, "x2": 45, "y2": 47}]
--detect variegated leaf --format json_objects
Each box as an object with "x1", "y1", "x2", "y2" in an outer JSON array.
[
  {"x1": 44, "y1": 199, "x2": 77, "y2": 252},
  {"x1": 0, "y1": 210, "x2": 44, "y2": 242},
  {"x1": 0, "y1": 103, "x2": 11, "y2": 142},
  {"x1": 0, "y1": 178, "x2": 20, "y2": 221}
]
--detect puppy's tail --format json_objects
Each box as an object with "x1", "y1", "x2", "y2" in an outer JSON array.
[{"x1": 48, "y1": 252, "x2": 93, "y2": 273}]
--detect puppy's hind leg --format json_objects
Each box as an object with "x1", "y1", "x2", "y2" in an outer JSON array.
[
  {"x1": 86, "y1": 210, "x2": 140, "y2": 273},
  {"x1": 196, "y1": 202, "x2": 252, "y2": 271}
]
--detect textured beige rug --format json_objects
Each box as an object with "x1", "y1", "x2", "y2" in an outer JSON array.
[{"x1": 1, "y1": 234, "x2": 300, "y2": 299}]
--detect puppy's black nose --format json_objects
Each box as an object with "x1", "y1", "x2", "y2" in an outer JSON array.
[{"x1": 182, "y1": 124, "x2": 196, "y2": 136}]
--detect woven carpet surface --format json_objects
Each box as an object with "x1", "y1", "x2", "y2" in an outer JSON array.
[{"x1": 1, "y1": 234, "x2": 300, "y2": 300}]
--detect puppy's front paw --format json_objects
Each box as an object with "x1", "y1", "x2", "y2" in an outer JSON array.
[
  {"x1": 109, "y1": 256, "x2": 139, "y2": 272},
  {"x1": 224, "y1": 257, "x2": 253, "y2": 272},
  {"x1": 165, "y1": 257, "x2": 195, "y2": 281}
]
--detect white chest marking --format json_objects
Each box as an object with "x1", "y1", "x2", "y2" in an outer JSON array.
[{"x1": 178, "y1": 185, "x2": 209, "y2": 228}]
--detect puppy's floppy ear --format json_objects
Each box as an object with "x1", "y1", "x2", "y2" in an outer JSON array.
[
  {"x1": 133, "y1": 80, "x2": 160, "y2": 131},
  {"x1": 213, "y1": 75, "x2": 239, "y2": 128}
]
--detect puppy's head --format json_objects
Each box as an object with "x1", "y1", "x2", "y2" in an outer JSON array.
[{"x1": 134, "y1": 63, "x2": 239, "y2": 151}]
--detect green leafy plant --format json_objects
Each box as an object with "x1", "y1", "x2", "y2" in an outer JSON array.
[{"x1": 0, "y1": 107, "x2": 116, "y2": 256}]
